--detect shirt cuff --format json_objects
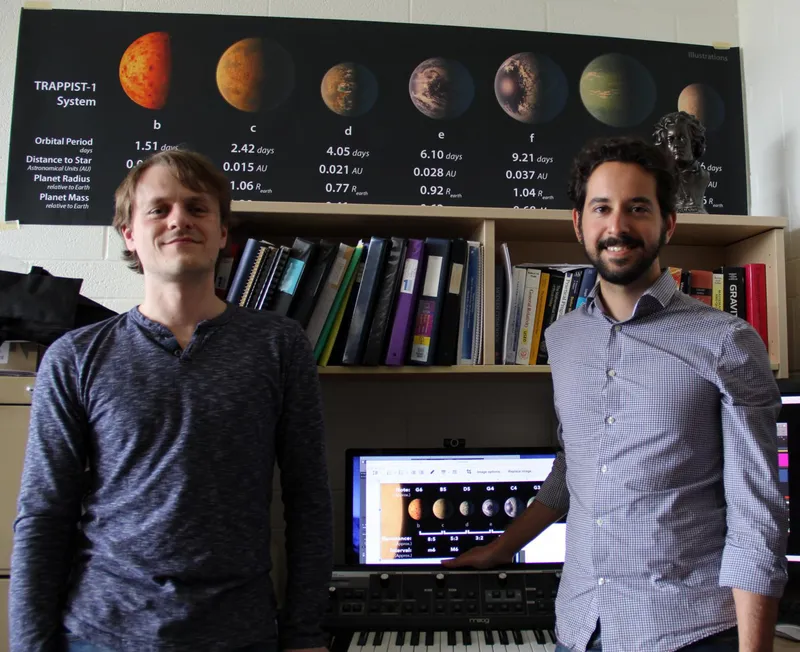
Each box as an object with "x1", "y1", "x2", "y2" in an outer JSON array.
[{"x1": 719, "y1": 541, "x2": 788, "y2": 598}]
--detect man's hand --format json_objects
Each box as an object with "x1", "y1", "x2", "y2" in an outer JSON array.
[{"x1": 442, "y1": 542, "x2": 512, "y2": 569}]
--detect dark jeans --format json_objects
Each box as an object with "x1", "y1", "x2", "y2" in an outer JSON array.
[
  {"x1": 64, "y1": 637, "x2": 277, "y2": 652},
  {"x1": 554, "y1": 624, "x2": 738, "y2": 651}
]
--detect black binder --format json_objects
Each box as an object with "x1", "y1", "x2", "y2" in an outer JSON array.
[
  {"x1": 288, "y1": 239, "x2": 337, "y2": 329},
  {"x1": 434, "y1": 237, "x2": 467, "y2": 365},
  {"x1": 271, "y1": 238, "x2": 317, "y2": 316},
  {"x1": 362, "y1": 237, "x2": 407, "y2": 366}
]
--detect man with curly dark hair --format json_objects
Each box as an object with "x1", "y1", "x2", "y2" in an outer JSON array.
[
  {"x1": 445, "y1": 137, "x2": 787, "y2": 652},
  {"x1": 653, "y1": 110, "x2": 711, "y2": 213}
]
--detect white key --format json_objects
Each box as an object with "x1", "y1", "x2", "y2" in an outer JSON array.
[
  {"x1": 432, "y1": 631, "x2": 445, "y2": 652},
  {"x1": 525, "y1": 630, "x2": 549, "y2": 652},
  {"x1": 374, "y1": 631, "x2": 391, "y2": 652},
  {"x1": 453, "y1": 630, "x2": 468, "y2": 652},
  {"x1": 491, "y1": 631, "x2": 507, "y2": 652},
  {"x1": 504, "y1": 631, "x2": 521, "y2": 652},
  {"x1": 387, "y1": 631, "x2": 405, "y2": 652},
  {"x1": 478, "y1": 631, "x2": 492, "y2": 652},
  {"x1": 361, "y1": 632, "x2": 377, "y2": 652},
  {"x1": 541, "y1": 629, "x2": 557, "y2": 652}
]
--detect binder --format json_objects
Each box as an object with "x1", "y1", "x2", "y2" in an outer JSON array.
[
  {"x1": 384, "y1": 239, "x2": 424, "y2": 366},
  {"x1": 409, "y1": 237, "x2": 451, "y2": 365},
  {"x1": 434, "y1": 237, "x2": 468, "y2": 366},
  {"x1": 255, "y1": 245, "x2": 290, "y2": 310},
  {"x1": 225, "y1": 238, "x2": 271, "y2": 307},
  {"x1": 306, "y1": 243, "x2": 355, "y2": 348},
  {"x1": 288, "y1": 239, "x2": 337, "y2": 329},
  {"x1": 362, "y1": 237, "x2": 407, "y2": 366},
  {"x1": 328, "y1": 244, "x2": 369, "y2": 366},
  {"x1": 342, "y1": 236, "x2": 389, "y2": 365},
  {"x1": 271, "y1": 238, "x2": 317, "y2": 316},
  {"x1": 457, "y1": 240, "x2": 481, "y2": 365}
]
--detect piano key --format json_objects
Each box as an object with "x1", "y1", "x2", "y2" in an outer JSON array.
[
  {"x1": 374, "y1": 632, "x2": 385, "y2": 646},
  {"x1": 483, "y1": 631, "x2": 494, "y2": 646},
  {"x1": 491, "y1": 630, "x2": 508, "y2": 652},
  {"x1": 425, "y1": 631, "x2": 435, "y2": 647},
  {"x1": 375, "y1": 631, "x2": 391, "y2": 652},
  {"x1": 511, "y1": 632, "x2": 523, "y2": 646},
  {"x1": 478, "y1": 630, "x2": 493, "y2": 652},
  {"x1": 452, "y1": 631, "x2": 467, "y2": 652},
  {"x1": 497, "y1": 631, "x2": 509, "y2": 646},
  {"x1": 532, "y1": 630, "x2": 545, "y2": 645},
  {"x1": 386, "y1": 631, "x2": 404, "y2": 652},
  {"x1": 463, "y1": 631, "x2": 473, "y2": 646},
  {"x1": 410, "y1": 631, "x2": 421, "y2": 647},
  {"x1": 448, "y1": 632, "x2": 457, "y2": 647},
  {"x1": 435, "y1": 631, "x2": 448, "y2": 652},
  {"x1": 396, "y1": 632, "x2": 406, "y2": 647},
  {"x1": 516, "y1": 630, "x2": 540, "y2": 652},
  {"x1": 358, "y1": 632, "x2": 370, "y2": 647}
]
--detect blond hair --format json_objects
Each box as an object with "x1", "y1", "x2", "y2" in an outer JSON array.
[{"x1": 112, "y1": 149, "x2": 232, "y2": 273}]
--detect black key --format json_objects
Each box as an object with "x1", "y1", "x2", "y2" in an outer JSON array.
[
  {"x1": 410, "y1": 631, "x2": 421, "y2": 647},
  {"x1": 463, "y1": 631, "x2": 472, "y2": 646},
  {"x1": 548, "y1": 629, "x2": 557, "y2": 644},
  {"x1": 533, "y1": 630, "x2": 545, "y2": 644},
  {"x1": 397, "y1": 632, "x2": 405, "y2": 646},
  {"x1": 357, "y1": 631, "x2": 369, "y2": 646},
  {"x1": 373, "y1": 631, "x2": 384, "y2": 646},
  {"x1": 498, "y1": 630, "x2": 509, "y2": 645},
  {"x1": 448, "y1": 631, "x2": 457, "y2": 646},
  {"x1": 512, "y1": 630, "x2": 523, "y2": 645},
  {"x1": 484, "y1": 630, "x2": 494, "y2": 645},
  {"x1": 425, "y1": 631, "x2": 435, "y2": 646}
]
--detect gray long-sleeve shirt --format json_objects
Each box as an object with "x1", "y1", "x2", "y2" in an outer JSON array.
[{"x1": 10, "y1": 304, "x2": 333, "y2": 652}]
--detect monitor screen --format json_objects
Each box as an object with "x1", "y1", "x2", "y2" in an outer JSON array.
[
  {"x1": 780, "y1": 394, "x2": 800, "y2": 563},
  {"x1": 345, "y1": 447, "x2": 565, "y2": 567}
]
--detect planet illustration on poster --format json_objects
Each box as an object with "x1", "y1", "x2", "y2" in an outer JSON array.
[
  {"x1": 494, "y1": 52, "x2": 568, "y2": 124},
  {"x1": 321, "y1": 62, "x2": 378, "y2": 117},
  {"x1": 459, "y1": 500, "x2": 474, "y2": 516},
  {"x1": 216, "y1": 37, "x2": 295, "y2": 112},
  {"x1": 527, "y1": 497, "x2": 536, "y2": 507},
  {"x1": 678, "y1": 83, "x2": 725, "y2": 131},
  {"x1": 408, "y1": 498, "x2": 424, "y2": 520},
  {"x1": 433, "y1": 498, "x2": 454, "y2": 520},
  {"x1": 579, "y1": 53, "x2": 656, "y2": 127},
  {"x1": 409, "y1": 57, "x2": 475, "y2": 120},
  {"x1": 119, "y1": 32, "x2": 171, "y2": 109},
  {"x1": 504, "y1": 497, "x2": 520, "y2": 518},
  {"x1": 482, "y1": 499, "x2": 499, "y2": 517}
]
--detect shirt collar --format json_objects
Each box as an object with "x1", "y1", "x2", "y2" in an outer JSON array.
[{"x1": 587, "y1": 268, "x2": 678, "y2": 320}]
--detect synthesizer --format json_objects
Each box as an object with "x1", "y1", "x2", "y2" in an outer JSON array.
[{"x1": 324, "y1": 567, "x2": 561, "y2": 652}]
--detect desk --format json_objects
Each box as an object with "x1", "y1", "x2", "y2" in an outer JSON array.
[{"x1": 776, "y1": 637, "x2": 800, "y2": 651}]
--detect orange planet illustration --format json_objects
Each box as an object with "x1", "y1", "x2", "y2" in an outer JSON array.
[
  {"x1": 216, "y1": 37, "x2": 295, "y2": 112},
  {"x1": 119, "y1": 32, "x2": 171, "y2": 109}
]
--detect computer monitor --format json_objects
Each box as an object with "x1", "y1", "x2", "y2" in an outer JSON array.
[
  {"x1": 780, "y1": 393, "x2": 800, "y2": 563},
  {"x1": 345, "y1": 447, "x2": 565, "y2": 567}
]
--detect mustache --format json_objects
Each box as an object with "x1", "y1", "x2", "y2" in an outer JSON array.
[{"x1": 599, "y1": 234, "x2": 643, "y2": 250}]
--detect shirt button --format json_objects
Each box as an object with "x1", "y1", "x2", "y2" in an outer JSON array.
[
  {"x1": 614, "y1": 325, "x2": 621, "y2": 332},
  {"x1": 173, "y1": 349, "x2": 182, "y2": 357},
  {"x1": 598, "y1": 577, "x2": 606, "y2": 586},
  {"x1": 606, "y1": 416, "x2": 615, "y2": 424},
  {"x1": 607, "y1": 369, "x2": 616, "y2": 377},
  {"x1": 596, "y1": 518, "x2": 603, "y2": 526},
  {"x1": 601, "y1": 465, "x2": 608, "y2": 473}
]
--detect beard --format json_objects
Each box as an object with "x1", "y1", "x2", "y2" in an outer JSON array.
[{"x1": 581, "y1": 223, "x2": 667, "y2": 286}]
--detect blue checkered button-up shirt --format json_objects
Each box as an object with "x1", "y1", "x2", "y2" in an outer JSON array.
[{"x1": 537, "y1": 269, "x2": 788, "y2": 652}]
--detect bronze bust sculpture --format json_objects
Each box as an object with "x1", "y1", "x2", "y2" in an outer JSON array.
[{"x1": 653, "y1": 111, "x2": 709, "y2": 213}]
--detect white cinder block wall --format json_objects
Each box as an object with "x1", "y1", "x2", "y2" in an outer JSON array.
[
  {"x1": 0, "y1": 0, "x2": 746, "y2": 576},
  {"x1": 738, "y1": 0, "x2": 800, "y2": 374}
]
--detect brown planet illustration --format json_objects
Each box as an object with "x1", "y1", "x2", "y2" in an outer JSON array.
[
  {"x1": 409, "y1": 57, "x2": 474, "y2": 120},
  {"x1": 433, "y1": 498, "x2": 454, "y2": 520},
  {"x1": 459, "y1": 500, "x2": 474, "y2": 516},
  {"x1": 321, "y1": 62, "x2": 378, "y2": 117},
  {"x1": 216, "y1": 37, "x2": 295, "y2": 112},
  {"x1": 408, "y1": 498, "x2": 424, "y2": 520},
  {"x1": 494, "y1": 52, "x2": 568, "y2": 124},
  {"x1": 119, "y1": 32, "x2": 171, "y2": 109},
  {"x1": 678, "y1": 83, "x2": 725, "y2": 131},
  {"x1": 579, "y1": 53, "x2": 656, "y2": 127}
]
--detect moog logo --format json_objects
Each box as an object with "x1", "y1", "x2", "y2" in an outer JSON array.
[{"x1": 469, "y1": 618, "x2": 490, "y2": 624}]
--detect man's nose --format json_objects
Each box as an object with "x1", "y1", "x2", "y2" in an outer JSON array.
[
  {"x1": 605, "y1": 208, "x2": 630, "y2": 235},
  {"x1": 168, "y1": 204, "x2": 192, "y2": 228}
]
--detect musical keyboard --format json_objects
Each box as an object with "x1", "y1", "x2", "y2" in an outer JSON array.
[{"x1": 324, "y1": 567, "x2": 561, "y2": 652}]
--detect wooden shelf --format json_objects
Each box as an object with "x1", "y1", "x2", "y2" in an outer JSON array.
[
  {"x1": 317, "y1": 362, "x2": 780, "y2": 375},
  {"x1": 231, "y1": 200, "x2": 787, "y2": 246}
]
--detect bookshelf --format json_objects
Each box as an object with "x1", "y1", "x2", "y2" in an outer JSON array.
[{"x1": 230, "y1": 201, "x2": 790, "y2": 379}]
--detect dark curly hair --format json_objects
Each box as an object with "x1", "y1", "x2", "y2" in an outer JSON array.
[
  {"x1": 567, "y1": 136, "x2": 677, "y2": 219},
  {"x1": 653, "y1": 110, "x2": 706, "y2": 160}
]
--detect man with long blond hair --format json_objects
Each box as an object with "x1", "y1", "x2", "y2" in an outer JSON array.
[{"x1": 10, "y1": 149, "x2": 333, "y2": 652}]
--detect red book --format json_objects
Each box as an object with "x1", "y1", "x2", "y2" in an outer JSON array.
[
  {"x1": 744, "y1": 263, "x2": 768, "y2": 346},
  {"x1": 689, "y1": 270, "x2": 713, "y2": 306}
]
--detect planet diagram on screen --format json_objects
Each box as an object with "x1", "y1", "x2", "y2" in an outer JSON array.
[
  {"x1": 459, "y1": 500, "x2": 474, "y2": 516},
  {"x1": 433, "y1": 498, "x2": 454, "y2": 519},
  {"x1": 409, "y1": 57, "x2": 475, "y2": 120},
  {"x1": 678, "y1": 82, "x2": 725, "y2": 131},
  {"x1": 216, "y1": 37, "x2": 295, "y2": 112},
  {"x1": 494, "y1": 52, "x2": 568, "y2": 124},
  {"x1": 321, "y1": 62, "x2": 378, "y2": 117},
  {"x1": 119, "y1": 32, "x2": 171, "y2": 110},
  {"x1": 408, "y1": 498, "x2": 424, "y2": 520},
  {"x1": 504, "y1": 496, "x2": 520, "y2": 518},
  {"x1": 482, "y1": 499, "x2": 499, "y2": 517},
  {"x1": 579, "y1": 53, "x2": 656, "y2": 127}
]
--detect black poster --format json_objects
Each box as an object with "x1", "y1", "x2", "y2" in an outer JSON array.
[{"x1": 6, "y1": 8, "x2": 746, "y2": 225}]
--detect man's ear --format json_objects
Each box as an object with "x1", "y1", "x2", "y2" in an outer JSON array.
[
  {"x1": 219, "y1": 223, "x2": 228, "y2": 250},
  {"x1": 572, "y1": 209, "x2": 583, "y2": 244},
  {"x1": 122, "y1": 225, "x2": 136, "y2": 252},
  {"x1": 664, "y1": 212, "x2": 677, "y2": 244}
]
